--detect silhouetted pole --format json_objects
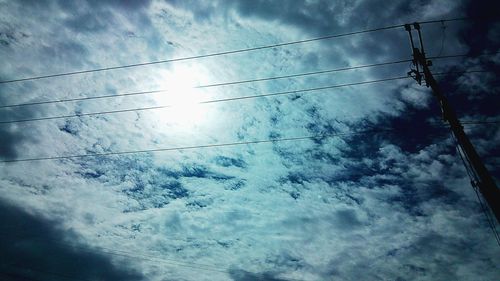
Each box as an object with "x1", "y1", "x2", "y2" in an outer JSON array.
[{"x1": 405, "y1": 23, "x2": 500, "y2": 223}]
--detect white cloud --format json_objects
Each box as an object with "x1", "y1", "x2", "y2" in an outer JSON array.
[{"x1": 1, "y1": 1, "x2": 499, "y2": 280}]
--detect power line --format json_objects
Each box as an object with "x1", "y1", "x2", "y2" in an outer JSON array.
[
  {"x1": 0, "y1": 76, "x2": 410, "y2": 124},
  {"x1": 0, "y1": 122, "x2": 496, "y2": 273},
  {"x1": 461, "y1": 120, "x2": 500, "y2": 125},
  {"x1": 0, "y1": 119, "x2": 494, "y2": 164},
  {"x1": 429, "y1": 120, "x2": 500, "y2": 127},
  {"x1": 1, "y1": 236, "x2": 269, "y2": 278},
  {"x1": 0, "y1": 229, "x2": 302, "y2": 280},
  {"x1": 0, "y1": 17, "x2": 471, "y2": 84},
  {"x1": 428, "y1": 50, "x2": 500, "y2": 60},
  {"x1": 0, "y1": 128, "x2": 393, "y2": 163},
  {"x1": 451, "y1": 132, "x2": 500, "y2": 247},
  {"x1": 0, "y1": 231, "x2": 305, "y2": 280},
  {"x1": 437, "y1": 21, "x2": 447, "y2": 57},
  {"x1": 0, "y1": 122, "x2": 491, "y2": 164},
  {"x1": 1, "y1": 69, "x2": 493, "y2": 125},
  {"x1": 433, "y1": 70, "x2": 497, "y2": 76},
  {"x1": 3, "y1": 51, "x2": 492, "y2": 110},
  {"x1": 0, "y1": 59, "x2": 412, "y2": 109},
  {"x1": 0, "y1": 122, "x2": 496, "y2": 277}
]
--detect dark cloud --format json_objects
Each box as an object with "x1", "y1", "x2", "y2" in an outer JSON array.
[
  {"x1": 74, "y1": 156, "x2": 246, "y2": 211},
  {"x1": 59, "y1": 119, "x2": 80, "y2": 135},
  {"x1": 220, "y1": 0, "x2": 467, "y2": 66},
  {"x1": 265, "y1": 252, "x2": 309, "y2": 272},
  {"x1": 333, "y1": 208, "x2": 363, "y2": 230},
  {"x1": 0, "y1": 29, "x2": 25, "y2": 47},
  {"x1": 461, "y1": 0, "x2": 500, "y2": 53},
  {"x1": 213, "y1": 155, "x2": 248, "y2": 168},
  {"x1": 228, "y1": 268, "x2": 289, "y2": 281},
  {"x1": 384, "y1": 232, "x2": 497, "y2": 280},
  {"x1": 226, "y1": 179, "x2": 246, "y2": 190},
  {"x1": 228, "y1": 0, "x2": 460, "y2": 34},
  {"x1": 0, "y1": 198, "x2": 144, "y2": 280},
  {"x1": 0, "y1": 91, "x2": 39, "y2": 160},
  {"x1": 0, "y1": 124, "x2": 26, "y2": 160}
]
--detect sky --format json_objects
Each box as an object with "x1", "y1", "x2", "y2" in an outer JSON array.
[{"x1": 0, "y1": 0, "x2": 499, "y2": 280}]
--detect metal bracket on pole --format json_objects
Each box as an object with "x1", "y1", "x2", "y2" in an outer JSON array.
[{"x1": 405, "y1": 24, "x2": 422, "y2": 85}]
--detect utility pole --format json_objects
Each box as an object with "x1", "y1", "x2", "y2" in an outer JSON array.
[{"x1": 405, "y1": 23, "x2": 500, "y2": 223}]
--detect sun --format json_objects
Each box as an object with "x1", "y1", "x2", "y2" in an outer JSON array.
[{"x1": 152, "y1": 64, "x2": 211, "y2": 128}]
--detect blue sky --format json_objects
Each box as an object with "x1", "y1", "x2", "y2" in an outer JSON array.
[{"x1": 0, "y1": 0, "x2": 499, "y2": 280}]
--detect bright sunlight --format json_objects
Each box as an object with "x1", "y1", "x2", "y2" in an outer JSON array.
[{"x1": 152, "y1": 64, "x2": 212, "y2": 128}]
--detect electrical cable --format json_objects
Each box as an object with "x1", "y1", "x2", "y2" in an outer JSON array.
[
  {"x1": 0, "y1": 14, "x2": 497, "y2": 280},
  {"x1": 3, "y1": 51, "x2": 495, "y2": 110},
  {"x1": 472, "y1": 182, "x2": 500, "y2": 246},
  {"x1": 0, "y1": 125, "x2": 471, "y2": 278},
  {"x1": 0, "y1": 122, "x2": 496, "y2": 278},
  {"x1": 0, "y1": 122, "x2": 493, "y2": 164},
  {"x1": 437, "y1": 21, "x2": 447, "y2": 57},
  {"x1": 0, "y1": 128, "x2": 394, "y2": 163},
  {"x1": 428, "y1": 50, "x2": 500, "y2": 60},
  {"x1": 451, "y1": 132, "x2": 500, "y2": 247},
  {"x1": 0, "y1": 76, "x2": 411, "y2": 124},
  {"x1": 461, "y1": 120, "x2": 500, "y2": 125},
  {"x1": 0, "y1": 230, "x2": 233, "y2": 274},
  {"x1": 429, "y1": 120, "x2": 500, "y2": 128},
  {"x1": 0, "y1": 17, "x2": 472, "y2": 84},
  {"x1": 0, "y1": 237, "x2": 302, "y2": 280},
  {"x1": 1, "y1": 69, "x2": 493, "y2": 125},
  {"x1": 0, "y1": 59, "x2": 413, "y2": 109}
]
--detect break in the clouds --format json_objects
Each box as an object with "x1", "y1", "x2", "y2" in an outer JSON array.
[{"x1": 1, "y1": 0, "x2": 499, "y2": 280}]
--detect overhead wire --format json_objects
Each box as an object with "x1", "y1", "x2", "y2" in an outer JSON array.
[
  {"x1": 0, "y1": 228, "x2": 302, "y2": 279},
  {"x1": 429, "y1": 120, "x2": 500, "y2": 127},
  {"x1": 0, "y1": 15, "x2": 498, "y2": 279},
  {"x1": 0, "y1": 128, "x2": 393, "y2": 163},
  {"x1": 0, "y1": 121, "x2": 495, "y2": 164},
  {"x1": 3, "y1": 51, "x2": 497, "y2": 110},
  {"x1": 0, "y1": 76, "x2": 411, "y2": 124},
  {"x1": 0, "y1": 59, "x2": 413, "y2": 109},
  {"x1": 437, "y1": 20, "x2": 447, "y2": 57},
  {"x1": 0, "y1": 124, "x2": 497, "y2": 275},
  {"x1": 0, "y1": 221, "x2": 305, "y2": 280},
  {"x1": 0, "y1": 124, "x2": 496, "y2": 279},
  {"x1": 450, "y1": 132, "x2": 500, "y2": 247},
  {"x1": 0, "y1": 123, "x2": 487, "y2": 276},
  {"x1": 461, "y1": 120, "x2": 500, "y2": 125},
  {"x1": 0, "y1": 235, "x2": 302, "y2": 280},
  {"x1": 472, "y1": 179, "x2": 500, "y2": 247},
  {"x1": 0, "y1": 69, "x2": 494, "y2": 125},
  {"x1": 428, "y1": 50, "x2": 500, "y2": 60},
  {"x1": 0, "y1": 17, "x2": 472, "y2": 84}
]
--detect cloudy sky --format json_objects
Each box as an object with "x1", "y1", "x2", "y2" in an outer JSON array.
[{"x1": 1, "y1": 0, "x2": 499, "y2": 280}]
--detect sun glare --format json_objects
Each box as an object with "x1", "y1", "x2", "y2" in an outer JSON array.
[{"x1": 153, "y1": 64, "x2": 211, "y2": 128}]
